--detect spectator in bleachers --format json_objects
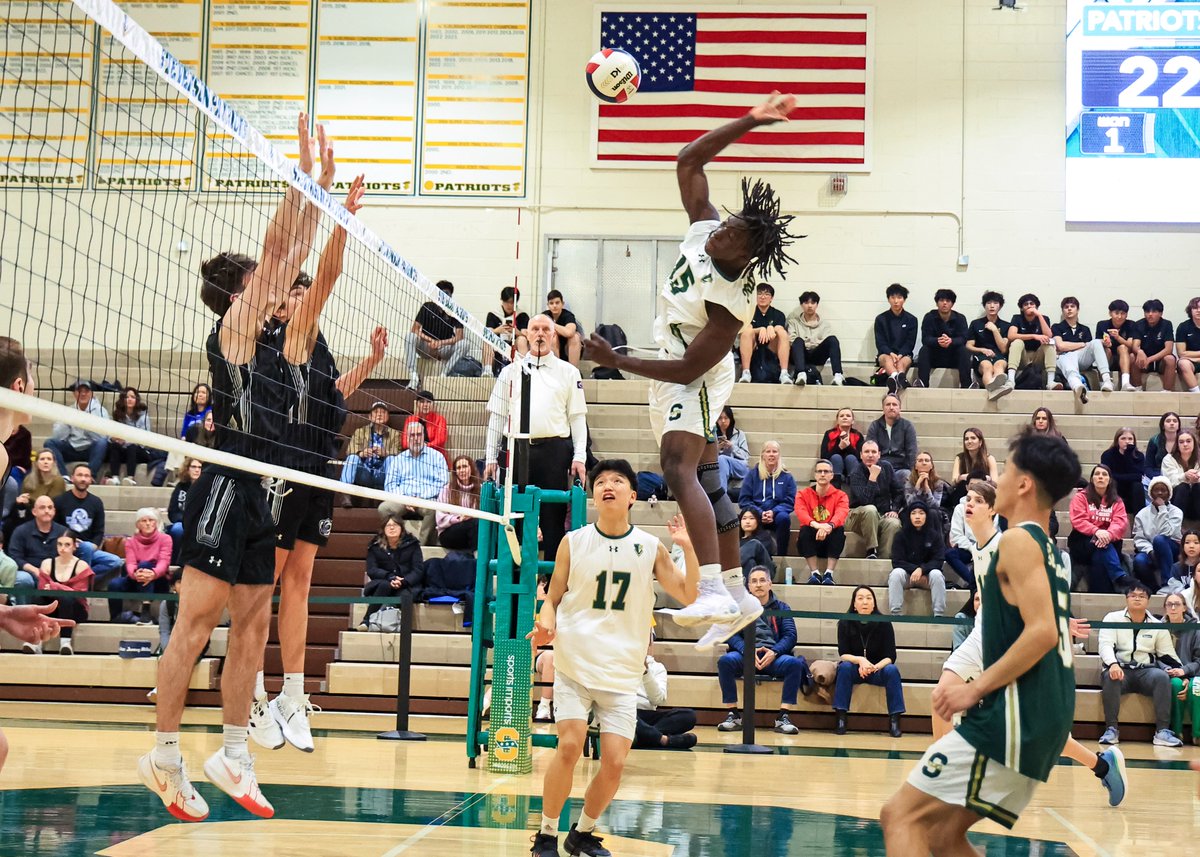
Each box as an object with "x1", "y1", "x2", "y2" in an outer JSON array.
[
  {"x1": 1146, "y1": 411, "x2": 1181, "y2": 478},
  {"x1": 185, "y1": 409, "x2": 217, "y2": 450},
  {"x1": 819, "y1": 407, "x2": 863, "y2": 487},
  {"x1": 406, "y1": 279, "x2": 469, "y2": 388},
  {"x1": 21, "y1": 449, "x2": 65, "y2": 503},
  {"x1": 1130, "y1": 298, "x2": 1176, "y2": 391},
  {"x1": 167, "y1": 458, "x2": 201, "y2": 551},
  {"x1": 1098, "y1": 582, "x2": 1184, "y2": 747},
  {"x1": 484, "y1": 286, "x2": 529, "y2": 376},
  {"x1": 1101, "y1": 427, "x2": 1146, "y2": 514},
  {"x1": 341, "y1": 402, "x2": 402, "y2": 495},
  {"x1": 739, "y1": 514, "x2": 776, "y2": 581},
  {"x1": 381, "y1": 422, "x2": 450, "y2": 545},
  {"x1": 795, "y1": 459, "x2": 847, "y2": 586},
  {"x1": 1053, "y1": 296, "x2": 1114, "y2": 404},
  {"x1": 52, "y1": 464, "x2": 122, "y2": 580},
  {"x1": 7, "y1": 496, "x2": 66, "y2": 598},
  {"x1": 845, "y1": 440, "x2": 903, "y2": 561},
  {"x1": 29, "y1": 531, "x2": 91, "y2": 655},
  {"x1": 0, "y1": 530, "x2": 17, "y2": 605},
  {"x1": 1025, "y1": 406, "x2": 1064, "y2": 440},
  {"x1": 1005, "y1": 294, "x2": 1058, "y2": 391},
  {"x1": 359, "y1": 513, "x2": 424, "y2": 629},
  {"x1": 952, "y1": 589, "x2": 981, "y2": 651},
  {"x1": 45, "y1": 380, "x2": 109, "y2": 478},
  {"x1": 1176, "y1": 297, "x2": 1200, "y2": 393},
  {"x1": 546, "y1": 289, "x2": 583, "y2": 367},
  {"x1": 738, "y1": 441, "x2": 796, "y2": 557},
  {"x1": 634, "y1": 635, "x2": 698, "y2": 750},
  {"x1": 947, "y1": 428, "x2": 998, "y2": 508},
  {"x1": 738, "y1": 283, "x2": 791, "y2": 384},
  {"x1": 179, "y1": 383, "x2": 211, "y2": 439},
  {"x1": 436, "y1": 455, "x2": 481, "y2": 556},
  {"x1": 404, "y1": 390, "x2": 449, "y2": 461},
  {"x1": 903, "y1": 452, "x2": 950, "y2": 528},
  {"x1": 1163, "y1": 430, "x2": 1200, "y2": 519},
  {"x1": 715, "y1": 567, "x2": 807, "y2": 736},
  {"x1": 915, "y1": 289, "x2": 971, "y2": 389},
  {"x1": 887, "y1": 499, "x2": 947, "y2": 617},
  {"x1": 739, "y1": 507, "x2": 777, "y2": 560},
  {"x1": 834, "y1": 585, "x2": 904, "y2": 737},
  {"x1": 1162, "y1": 592, "x2": 1200, "y2": 744},
  {"x1": 1097, "y1": 299, "x2": 1136, "y2": 392},
  {"x1": 945, "y1": 479, "x2": 998, "y2": 589},
  {"x1": 533, "y1": 579, "x2": 555, "y2": 722},
  {"x1": 785, "y1": 290, "x2": 844, "y2": 387},
  {"x1": 1167, "y1": 530, "x2": 1200, "y2": 595},
  {"x1": 866, "y1": 393, "x2": 917, "y2": 488},
  {"x1": 715, "y1": 406, "x2": 751, "y2": 495},
  {"x1": 874, "y1": 283, "x2": 917, "y2": 394},
  {"x1": 109, "y1": 508, "x2": 173, "y2": 625},
  {"x1": 1132, "y1": 477, "x2": 1181, "y2": 592},
  {"x1": 967, "y1": 291, "x2": 1012, "y2": 400},
  {"x1": 1068, "y1": 464, "x2": 1130, "y2": 593},
  {"x1": 107, "y1": 386, "x2": 166, "y2": 487}
]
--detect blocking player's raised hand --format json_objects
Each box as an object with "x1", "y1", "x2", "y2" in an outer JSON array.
[
  {"x1": 344, "y1": 173, "x2": 366, "y2": 215},
  {"x1": 749, "y1": 91, "x2": 796, "y2": 124},
  {"x1": 315, "y1": 124, "x2": 335, "y2": 191}
]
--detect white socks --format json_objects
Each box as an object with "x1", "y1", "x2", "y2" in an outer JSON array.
[
  {"x1": 699, "y1": 562, "x2": 722, "y2": 583},
  {"x1": 1121, "y1": 373, "x2": 1131, "y2": 389},
  {"x1": 722, "y1": 567, "x2": 748, "y2": 600},
  {"x1": 153, "y1": 731, "x2": 181, "y2": 768},
  {"x1": 223, "y1": 724, "x2": 250, "y2": 761},
  {"x1": 540, "y1": 814, "x2": 558, "y2": 835},
  {"x1": 282, "y1": 673, "x2": 305, "y2": 699},
  {"x1": 577, "y1": 811, "x2": 599, "y2": 833},
  {"x1": 1007, "y1": 368, "x2": 1017, "y2": 382},
  {"x1": 254, "y1": 670, "x2": 266, "y2": 701}
]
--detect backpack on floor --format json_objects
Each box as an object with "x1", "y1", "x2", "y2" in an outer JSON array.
[
  {"x1": 590, "y1": 324, "x2": 627, "y2": 380},
  {"x1": 448, "y1": 356, "x2": 483, "y2": 377},
  {"x1": 1013, "y1": 361, "x2": 1045, "y2": 390}
]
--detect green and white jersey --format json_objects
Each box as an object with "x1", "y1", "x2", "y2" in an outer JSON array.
[
  {"x1": 956, "y1": 522, "x2": 1075, "y2": 782},
  {"x1": 554, "y1": 523, "x2": 659, "y2": 695},
  {"x1": 653, "y1": 220, "x2": 756, "y2": 358}
]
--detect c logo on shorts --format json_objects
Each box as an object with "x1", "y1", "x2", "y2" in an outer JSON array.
[
  {"x1": 493, "y1": 727, "x2": 522, "y2": 763},
  {"x1": 318, "y1": 518, "x2": 333, "y2": 537},
  {"x1": 922, "y1": 752, "x2": 949, "y2": 778}
]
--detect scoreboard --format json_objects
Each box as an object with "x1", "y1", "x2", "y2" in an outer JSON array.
[{"x1": 1066, "y1": 0, "x2": 1200, "y2": 223}]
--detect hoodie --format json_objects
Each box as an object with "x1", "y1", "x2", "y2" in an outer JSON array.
[
  {"x1": 1133, "y1": 476, "x2": 1182, "y2": 553},
  {"x1": 1100, "y1": 445, "x2": 1147, "y2": 512},
  {"x1": 785, "y1": 307, "x2": 833, "y2": 350},
  {"x1": 1068, "y1": 490, "x2": 1128, "y2": 540},
  {"x1": 794, "y1": 483, "x2": 849, "y2": 529},
  {"x1": 739, "y1": 467, "x2": 797, "y2": 522},
  {"x1": 891, "y1": 500, "x2": 946, "y2": 573},
  {"x1": 725, "y1": 593, "x2": 797, "y2": 656}
]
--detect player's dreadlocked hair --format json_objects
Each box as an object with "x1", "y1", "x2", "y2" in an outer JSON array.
[{"x1": 737, "y1": 177, "x2": 802, "y2": 281}]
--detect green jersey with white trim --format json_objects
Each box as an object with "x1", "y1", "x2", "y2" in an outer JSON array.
[{"x1": 955, "y1": 522, "x2": 1075, "y2": 782}]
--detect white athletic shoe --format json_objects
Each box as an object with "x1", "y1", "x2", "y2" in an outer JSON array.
[
  {"x1": 21, "y1": 642, "x2": 41, "y2": 655},
  {"x1": 249, "y1": 695, "x2": 284, "y2": 750},
  {"x1": 138, "y1": 753, "x2": 209, "y2": 822},
  {"x1": 693, "y1": 588, "x2": 766, "y2": 652},
  {"x1": 661, "y1": 577, "x2": 739, "y2": 627},
  {"x1": 534, "y1": 698, "x2": 553, "y2": 722},
  {"x1": 59, "y1": 639, "x2": 73, "y2": 655},
  {"x1": 738, "y1": 369, "x2": 751, "y2": 383},
  {"x1": 271, "y1": 693, "x2": 316, "y2": 753},
  {"x1": 694, "y1": 619, "x2": 736, "y2": 653},
  {"x1": 1100, "y1": 378, "x2": 1114, "y2": 392},
  {"x1": 203, "y1": 750, "x2": 274, "y2": 818}
]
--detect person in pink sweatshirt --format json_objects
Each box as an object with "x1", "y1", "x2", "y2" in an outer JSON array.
[
  {"x1": 794, "y1": 459, "x2": 850, "y2": 585},
  {"x1": 109, "y1": 507, "x2": 173, "y2": 624},
  {"x1": 1068, "y1": 464, "x2": 1130, "y2": 594}
]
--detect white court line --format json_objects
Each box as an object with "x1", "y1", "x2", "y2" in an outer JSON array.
[
  {"x1": 1045, "y1": 807, "x2": 1113, "y2": 857},
  {"x1": 379, "y1": 775, "x2": 512, "y2": 857}
]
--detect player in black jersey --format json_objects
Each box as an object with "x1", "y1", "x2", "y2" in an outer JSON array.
[{"x1": 139, "y1": 115, "x2": 336, "y2": 823}]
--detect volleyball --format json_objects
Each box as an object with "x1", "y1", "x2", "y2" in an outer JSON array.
[{"x1": 585, "y1": 48, "x2": 640, "y2": 104}]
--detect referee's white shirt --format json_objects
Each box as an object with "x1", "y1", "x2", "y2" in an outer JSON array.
[{"x1": 486, "y1": 351, "x2": 587, "y2": 460}]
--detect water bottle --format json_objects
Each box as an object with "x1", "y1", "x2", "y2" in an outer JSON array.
[{"x1": 785, "y1": 566, "x2": 793, "y2": 585}]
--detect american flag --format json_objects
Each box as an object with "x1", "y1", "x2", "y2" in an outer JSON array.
[{"x1": 595, "y1": 8, "x2": 871, "y2": 168}]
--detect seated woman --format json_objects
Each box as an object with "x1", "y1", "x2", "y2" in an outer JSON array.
[
  {"x1": 1025, "y1": 406, "x2": 1065, "y2": 440},
  {"x1": 30, "y1": 532, "x2": 92, "y2": 655},
  {"x1": 903, "y1": 452, "x2": 950, "y2": 520},
  {"x1": 185, "y1": 410, "x2": 217, "y2": 450},
  {"x1": 107, "y1": 387, "x2": 166, "y2": 486},
  {"x1": 179, "y1": 383, "x2": 212, "y2": 439},
  {"x1": 1165, "y1": 530, "x2": 1200, "y2": 594},
  {"x1": 833, "y1": 585, "x2": 904, "y2": 737},
  {"x1": 436, "y1": 455, "x2": 481, "y2": 556},
  {"x1": 1100, "y1": 427, "x2": 1146, "y2": 515},
  {"x1": 1146, "y1": 411, "x2": 1181, "y2": 479},
  {"x1": 887, "y1": 499, "x2": 947, "y2": 616},
  {"x1": 739, "y1": 440, "x2": 796, "y2": 558},
  {"x1": 738, "y1": 508, "x2": 777, "y2": 579},
  {"x1": 109, "y1": 508, "x2": 173, "y2": 625},
  {"x1": 946, "y1": 428, "x2": 998, "y2": 508},
  {"x1": 818, "y1": 407, "x2": 863, "y2": 487},
  {"x1": 715, "y1": 406, "x2": 751, "y2": 495},
  {"x1": 167, "y1": 458, "x2": 202, "y2": 547},
  {"x1": 1068, "y1": 464, "x2": 1129, "y2": 593},
  {"x1": 360, "y1": 514, "x2": 424, "y2": 629},
  {"x1": 1163, "y1": 592, "x2": 1200, "y2": 745},
  {"x1": 1163, "y1": 430, "x2": 1200, "y2": 520},
  {"x1": 5, "y1": 449, "x2": 66, "y2": 546}
]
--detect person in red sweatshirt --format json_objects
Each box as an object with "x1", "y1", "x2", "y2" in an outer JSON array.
[
  {"x1": 403, "y1": 390, "x2": 449, "y2": 463},
  {"x1": 795, "y1": 459, "x2": 849, "y2": 585},
  {"x1": 109, "y1": 507, "x2": 173, "y2": 624}
]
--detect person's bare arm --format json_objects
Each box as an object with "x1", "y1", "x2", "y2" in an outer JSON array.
[
  {"x1": 335, "y1": 326, "x2": 388, "y2": 397},
  {"x1": 676, "y1": 92, "x2": 795, "y2": 224},
  {"x1": 528, "y1": 538, "x2": 571, "y2": 646},
  {"x1": 586, "y1": 302, "x2": 742, "y2": 385}
]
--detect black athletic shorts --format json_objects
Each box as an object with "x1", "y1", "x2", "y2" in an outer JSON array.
[
  {"x1": 177, "y1": 467, "x2": 276, "y2": 586},
  {"x1": 275, "y1": 479, "x2": 334, "y2": 550}
]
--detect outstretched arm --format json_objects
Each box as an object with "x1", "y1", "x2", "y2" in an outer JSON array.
[
  {"x1": 676, "y1": 92, "x2": 795, "y2": 223},
  {"x1": 585, "y1": 302, "x2": 742, "y2": 385},
  {"x1": 335, "y1": 326, "x2": 388, "y2": 398}
]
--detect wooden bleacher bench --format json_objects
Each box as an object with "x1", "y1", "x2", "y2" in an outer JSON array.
[{"x1": 0, "y1": 652, "x2": 218, "y2": 690}]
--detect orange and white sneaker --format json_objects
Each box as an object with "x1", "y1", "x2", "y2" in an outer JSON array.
[
  {"x1": 138, "y1": 753, "x2": 210, "y2": 822},
  {"x1": 203, "y1": 750, "x2": 274, "y2": 818}
]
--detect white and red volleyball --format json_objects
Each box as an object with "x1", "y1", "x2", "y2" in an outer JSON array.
[{"x1": 585, "y1": 48, "x2": 641, "y2": 104}]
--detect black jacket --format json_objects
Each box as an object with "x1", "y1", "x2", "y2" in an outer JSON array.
[
  {"x1": 874, "y1": 309, "x2": 918, "y2": 357},
  {"x1": 920, "y1": 309, "x2": 968, "y2": 350},
  {"x1": 837, "y1": 616, "x2": 898, "y2": 664},
  {"x1": 848, "y1": 459, "x2": 903, "y2": 514},
  {"x1": 892, "y1": 499, "x2": 946, "y2": 573},
  {"x1": 167, "y1": 481, "x2": 191, "y2": 525},
  {"x1": 364, "y1": 535, "x2": 425, "y2": 597}
]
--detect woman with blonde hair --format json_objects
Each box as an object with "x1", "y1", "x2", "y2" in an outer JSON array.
[{"x1": 738, "y1": 440, "x2": 796, "y2": 557}]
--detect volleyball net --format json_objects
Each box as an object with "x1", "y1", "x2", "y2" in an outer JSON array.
[{"x1": 0, "y1": 0, "x2": 524, "y2": 520}]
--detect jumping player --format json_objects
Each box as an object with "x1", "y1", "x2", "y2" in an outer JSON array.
[
  {"x1": 138, "y1": 115, "x2": 334, "y2": 822},
  {"x1": 528, "y1": 459, "x2": 699, "y2": 857},
  {"x1": 247, "y1": 176, "x2": 390, "y2": 754},
  {"x1": 933, "y1": 480, "x2": 1129, "y2": 807},
  {"x1": 586, "y1": 93, "x2": 801, "y2": 648},
  {"x1": 882, "y1": 433, "x2": 1081, "y2": 852}
]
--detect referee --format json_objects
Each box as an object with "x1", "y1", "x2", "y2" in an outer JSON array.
[{"x1": 484, "y1": 314, "x2": 588, "y2": 559}]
